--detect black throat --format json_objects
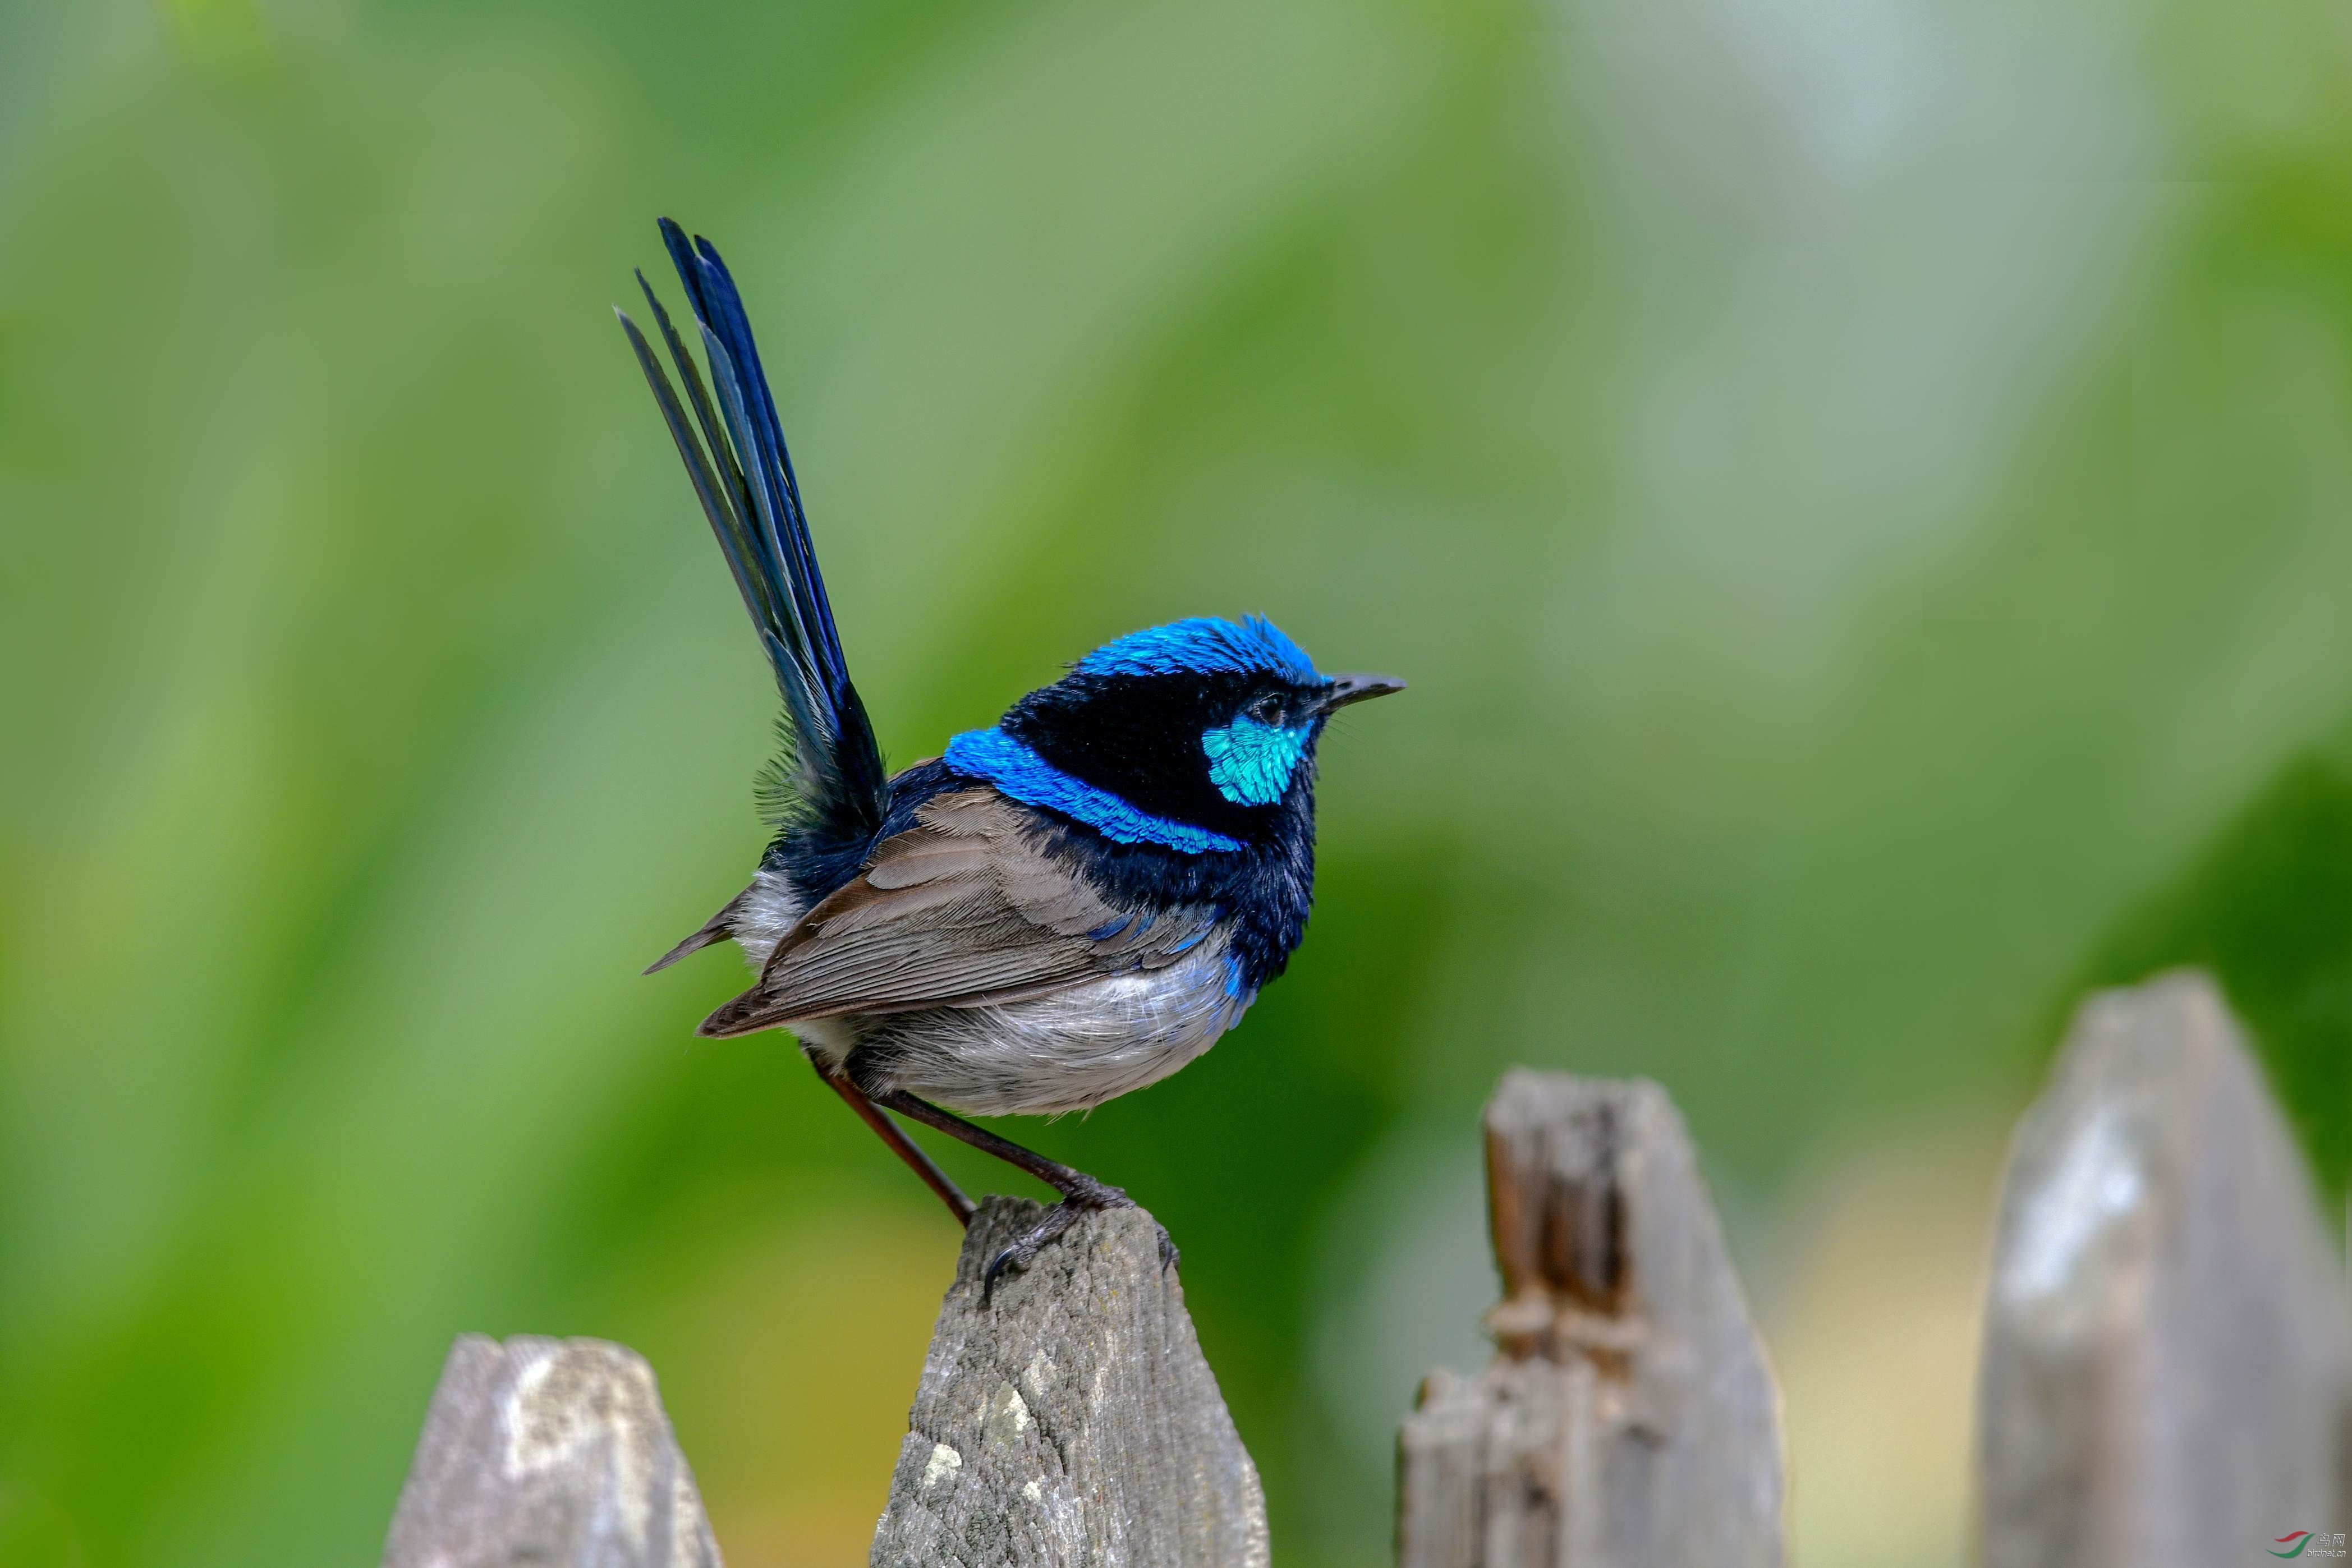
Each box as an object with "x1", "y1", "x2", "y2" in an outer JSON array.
[{"x1": 992, "y1": 668, "x2": 1325, "y2": 986}]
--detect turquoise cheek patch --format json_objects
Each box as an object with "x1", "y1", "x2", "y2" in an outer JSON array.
[{"x1": 1202, "y1": 718, "x2": 1314, "y2": 807}]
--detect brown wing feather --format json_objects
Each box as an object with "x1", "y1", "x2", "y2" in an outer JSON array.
[{"x1": 695, "y1": 790, "x2": 1214, "y2": 1037}]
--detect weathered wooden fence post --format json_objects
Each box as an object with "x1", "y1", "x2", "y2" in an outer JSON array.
[
  {"x1": 1397, "y1": 1070, "x2": 1785, "y2": 1567},
  {"x1": 871, "y1": 1196, "x2": 1268, "y2": 1567},
  {"x1": 382, "y1": 1334, "x2": 721, "y2": 1568},
  {"x1": 1976, "y1": 969, "x2": 2352, "y2": 1568},
  {"x1": 395, "y1": 986, "x2": 2352, "y2": 1564}
]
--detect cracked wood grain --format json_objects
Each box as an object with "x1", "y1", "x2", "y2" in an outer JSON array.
[
  {"x1": 871, "y1": 1198, "x2": 1267, "y2": 1567},
  {"x1": 1397, "y1": 1071, "x2": 1785, "y2": 1568}
]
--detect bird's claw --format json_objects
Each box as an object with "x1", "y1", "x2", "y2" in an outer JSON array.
[
  {"x1": 981, "y1": 1201, "x2": 1081, "y2": 1305},
  {"x1": 978, "y1": 1184, "x2": 1178, "y2": 1306}
]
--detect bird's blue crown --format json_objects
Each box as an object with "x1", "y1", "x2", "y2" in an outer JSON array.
[
  {"x1": 945, "y1": 615, "x2": 1328, "y2": 854},
  {"x1": 1072, "y1": 615, "x2": 1319, "y2": 684}
]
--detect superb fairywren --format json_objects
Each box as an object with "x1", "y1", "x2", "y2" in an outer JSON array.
[{"x1": 617, "y1": 220, "x2": 1402, "y2": 1295}]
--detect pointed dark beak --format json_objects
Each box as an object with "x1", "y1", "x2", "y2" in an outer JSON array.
[{"x1": 1315, "y1": 672, "x2": 1407, "y2": 714}]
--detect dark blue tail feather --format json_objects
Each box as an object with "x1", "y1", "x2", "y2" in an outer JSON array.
[{"x1": 617, "y1": 220, "x2": 887, "y2": 842}]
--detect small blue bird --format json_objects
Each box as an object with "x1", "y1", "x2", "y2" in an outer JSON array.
[{"x1": 617, "y1": 220, "x2": 1402, "y2": 1295}]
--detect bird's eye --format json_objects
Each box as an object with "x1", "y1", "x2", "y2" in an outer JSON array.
[{"x1": 1247, "y1": 693, "x2": 1285, "y2": 725}]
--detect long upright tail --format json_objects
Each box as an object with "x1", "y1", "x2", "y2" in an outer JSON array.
[{"x1": 617, "y1": 219, "x2": 888, "y2": 843}]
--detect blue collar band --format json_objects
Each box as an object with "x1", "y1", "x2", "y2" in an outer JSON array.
[{"x1": 944, "y1": 726, "x2": 1246, "y2": 854}]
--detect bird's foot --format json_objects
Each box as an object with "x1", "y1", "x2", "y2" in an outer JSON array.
[{"x1": 981, "y1": 1183, "x2": 1179, "y2": 1305}]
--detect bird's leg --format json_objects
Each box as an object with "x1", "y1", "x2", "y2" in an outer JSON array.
[
  {"x1": 871, "y1": 1089, "x2": 1178, "y2": 1303},
  {"x1": 809, "y1": 1055, "x2": 975, "y2": 1226},
  {"x1": 871, "y1": 1089, "x2": 1123, "y2": 1202}
]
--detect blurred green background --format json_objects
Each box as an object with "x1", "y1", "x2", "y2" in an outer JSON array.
[{"x1": 6, "y1": 0, "x2": 2352, "y2": 1562}]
